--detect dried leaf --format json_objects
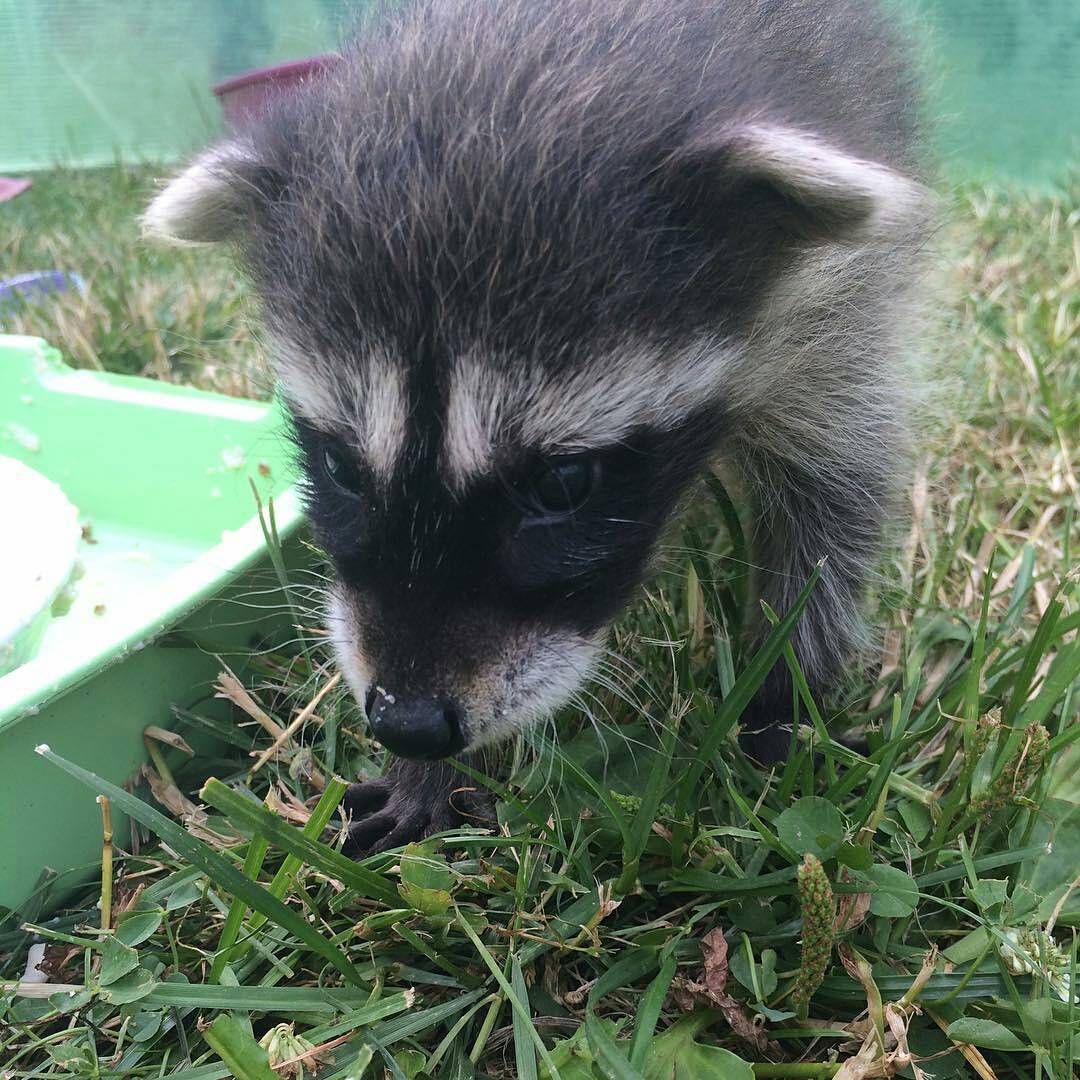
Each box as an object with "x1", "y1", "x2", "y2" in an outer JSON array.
[
  {"x1": 248, "y1": 672, "x2": 341, "y2": 776},
  {"x1": 835, "y1": 883, "x2": 872, "y2": 933},
  {"x1": 185, "y1": 819, "x2": 244, "y2": 848},
  {"x1": 266, "y1": 783, "x2": 313, "y2": 825},
  {"x1": 140, "y1": 764, "x2": 206, "y2": 825},
  {"x1": 215, "y1": 669, "x2": 283, "y2": 738},
  {"x1": 114, "y1": 883, "x2": 146, "y2": 917},
  {"x1": 597, "y1": 883, "x2": 621, "y2": 920},
  {"x1": 670, "y1": 929, "x2": 781, "y2": 1056},
  {"x1": 701, "y1": 928, "x2": 730, "y2": 997},
  {"x1": 834, "y1": 1039, "x2": 886, "y2": 1079},
  {"x1": 143, "y1": 726, "x2": 194, "y2": 756}
]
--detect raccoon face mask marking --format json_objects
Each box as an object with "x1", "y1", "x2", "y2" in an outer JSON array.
[{"x1": 291, "y1": 399, "x2": 719, "y2": 753}]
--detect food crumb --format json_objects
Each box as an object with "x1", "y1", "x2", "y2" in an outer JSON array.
[
  {"x1": 4, "y1": 422, "x2": 41, "y2": 453},
  {"x1": 221, "y1": 445, "x2": 246, "y2": 470},
  {"x1": 93, "y1": 603, "x2": 107, "y2": 616}
]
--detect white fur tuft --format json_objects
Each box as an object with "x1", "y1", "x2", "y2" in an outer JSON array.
[
  {"x1": 142, "y1": 145, "x2": 250, "y2": 245},
  {"x1": 466, "y1": 630, "x2": 605, "y2": 748},
  {"x1": 444, "y1": 337, "x2": 739, "y2": 487},
  {"x1": 271, "y1": 337, "x2": 409, "y2": 484},
  {"x1": 731, "y1": 123, "x2": 931, "y2": 232},
  {"x1": 327, "y1": 588, "x2": 376, "y2": 706}
]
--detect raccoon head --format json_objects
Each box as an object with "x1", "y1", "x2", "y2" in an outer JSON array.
[{"x1": 144, "y1": 50, "x2": 924, "y2": 759}]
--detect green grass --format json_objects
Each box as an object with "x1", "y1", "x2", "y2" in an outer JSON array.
[
  {"x1": 1, "y1": 165, "x2": 1078, "y2": 1079},
  {"x1": 0, "y1": 168, "x2": 264, "y2": 394}
]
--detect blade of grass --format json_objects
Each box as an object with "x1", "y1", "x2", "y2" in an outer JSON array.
[
  {"x1": 816, "y1": 971, "x2": 1033, "y2": 1003},
  {"x1": 534, "y1": 734, "x2": 633, "y2": 857},
  {"x1": 200, "y1": 777, "x2": 399, "y2": 907},
  {"x1": 1002, "y1": 596, "x2": 1063, "y2": 727},
  {"x1": 849, "y1": 688, "x2": 917, "y2": 829},
  {"x1": 392, "y1": 922, "x2": 482, "y2": 988},
  {"x1": 296, "y1": 992, "x2": 432, "y2": 1046},
  {"x1": 915, "y1": 845, "x2": 1048, "y2": 888},
  {"x1": 964, "y1": 556, "x2": 996, "y2": 726},
  {"x1": 761, "y1": 600, "x2": 836, "y2": 786},
  {"x1": 446, "y1": 756, "x2": 560, "y2": 841},
  {"x1": 210, "y1": 829, "x2": 269, "y2": 983},
  {"x1": 142, "y1": 983, "x2": 391, "y2": 1012},
  {"x1": 203, "y1": 1015, "x2": 277, "y2": 1080},
  {"x1": 588, "y1": 949, "x2": 661, "y2": 1006},
  {"x1": 616, "y1": 695, "x2": 683, "y2": 893},
  {"x1": 585, "y1": 1012, "x2": 642, "y2": 1080},
  {"x1": 675, "y1": 561, "x2": 823, "y2": 817},
  {"x1": 1018, "y1": 637, "x2": 1080, "y2": 732},
  {"x1": 35, "y1": 745, "x2": 366, "y2": 985},
  {"x1": 660, "y1": 865, "x2": 797, "y2": 896},
  {"x1": 726, "y1": 782, "x2": 799, "y2": 863},
  {"x1": 249, "y1": 481, "x2": 308, "y2": 658},
  {"x1": 511, "y1": 955, "x2": 539, "y2": 1080},
  {"x1": 363, "y1": 987, "x2": 487, "y2": 1045},
  {"x1": 453, "y1": 906, "x2": 560, "y2": 1078},
  {"x1": 517, "y1": 891, "x2": 602, "y2": 966},
  {"x1": 152, "y1": 1068, "x2": 229, "y2": 1080},
  {"x1": 628, "y1": 948, "x2": 678, "y2": 1071},
  {"x1": 704, "y1": 471, "x2": 749, "y2": 641}
]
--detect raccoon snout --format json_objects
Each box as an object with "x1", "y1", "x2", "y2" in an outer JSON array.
[{"x1": 365, "y1": 687, "x2": 466, "y2": 760}]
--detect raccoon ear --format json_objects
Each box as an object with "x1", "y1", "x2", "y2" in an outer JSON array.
[
  {"x1": 725, "y1": 123, "x2": 927, "y2": 236},
  {"x1": 669, "y1": 121, "x2": 928, "y2": 243},
  {"x1": 142, "y1": 143, "x2": 257, "y2": 245}
]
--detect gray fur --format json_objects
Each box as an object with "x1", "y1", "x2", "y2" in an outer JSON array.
[{"x1": 146, "y1": 0, "x2": 934, "y2": 842}]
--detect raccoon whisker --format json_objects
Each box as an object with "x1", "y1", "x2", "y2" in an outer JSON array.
[
  {"x1": 658, "y1": 545, "x2": 773, "y2": 576},
  {"x1": 589, "y1": 667, "x2": 650, "y2": 716},
  {"x1": 566, "y1": 692, "x2": 618, "y2": 776},
  {"x1": 590, "y1": 656, "x2": 639, "y2": 692},
  {"x1": 290, "y1": 566, "x2": 335, "y2": 583},
  {"x1": 570, "y1": 687, "x2": 615, "y2": 727},
  {"x1": 525, "y1": 717, "x2": 565, "y2": 796},
  {"x1": 594, "y1": 647, "x2": 655, "y2": 693},
  {"x1": 570, "y1": 691, "x2": 675, "y2": 781},
  {"x1": 593, "y1": 646, "x2": 639, "y2": 677},
  {"x1": 596, "y1": 648, "x2": 664, "y2": 702}
]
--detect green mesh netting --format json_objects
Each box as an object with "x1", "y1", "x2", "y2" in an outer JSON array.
[
  {"x1": 1, "y1": 0, "x2": 1077, "y2": 186},
  {"x1": 0, "y1": 0, "x2": 361, "y2": 171},
  {"x1": 902, "y1": 0, "x2": 1080, "y2": 186}
]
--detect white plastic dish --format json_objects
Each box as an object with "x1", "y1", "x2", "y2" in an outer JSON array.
[{"x1": 0, "y1": 455, "x2": 82, "y2": 676}]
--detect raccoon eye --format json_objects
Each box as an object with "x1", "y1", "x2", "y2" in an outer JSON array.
[
  {"x1": 321, "y1": 445, "x2": 366, "y2": 497},
  {"x1": 518, "y1": 456, "x2": 598, "y2": 519}
]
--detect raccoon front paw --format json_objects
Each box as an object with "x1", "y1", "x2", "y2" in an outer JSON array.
[
  {"x1": 738, "y1": 722, "x2": 793, "y2": 765},
  {"x1": 737, "y1": 670, "x2": 801, "y2": 765},
  {"x1": 340, "y1": 759, "x2": 492, "y2": 856}
]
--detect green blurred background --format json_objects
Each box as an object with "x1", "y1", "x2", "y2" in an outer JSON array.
[{"x1": 0, "y1": 0, "x2": 1077, "y2": 188}]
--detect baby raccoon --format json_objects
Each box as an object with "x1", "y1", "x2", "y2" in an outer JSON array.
[{"x1": 145, "y1": 0, "x2": 933, "y2": 853}]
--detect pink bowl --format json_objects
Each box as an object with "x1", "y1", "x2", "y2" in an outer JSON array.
[
  {"x1": 0, "y1": 178, "x2": 32, "y2": 203},
  {"x1": 213, "y1": 55, "x2": 339, "y2": 126}
]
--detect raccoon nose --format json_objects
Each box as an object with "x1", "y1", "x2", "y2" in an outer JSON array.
[{"x1": 365, "y1": 689, "x2": 465, "y2": 760}]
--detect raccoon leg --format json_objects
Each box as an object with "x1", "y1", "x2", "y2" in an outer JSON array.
[
  {"x1": 341, "y1": 758, "x2": 492, "y2": 855},
  {"x1": 734, "y1": 445, "x2": 895, "y2": 763}
]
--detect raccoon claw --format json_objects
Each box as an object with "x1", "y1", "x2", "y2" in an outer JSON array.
[{"x1": 341, "y1": 759, "x2": 492, "y2": 857}]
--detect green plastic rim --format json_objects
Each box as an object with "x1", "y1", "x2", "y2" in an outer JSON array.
[{"x1": 0, "y1": 335, "x2": 305, "y2": 732}]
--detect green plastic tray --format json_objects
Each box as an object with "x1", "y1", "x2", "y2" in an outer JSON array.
[{"x1": 0, "y1": 335, "x2": 304, "y2": 915}]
